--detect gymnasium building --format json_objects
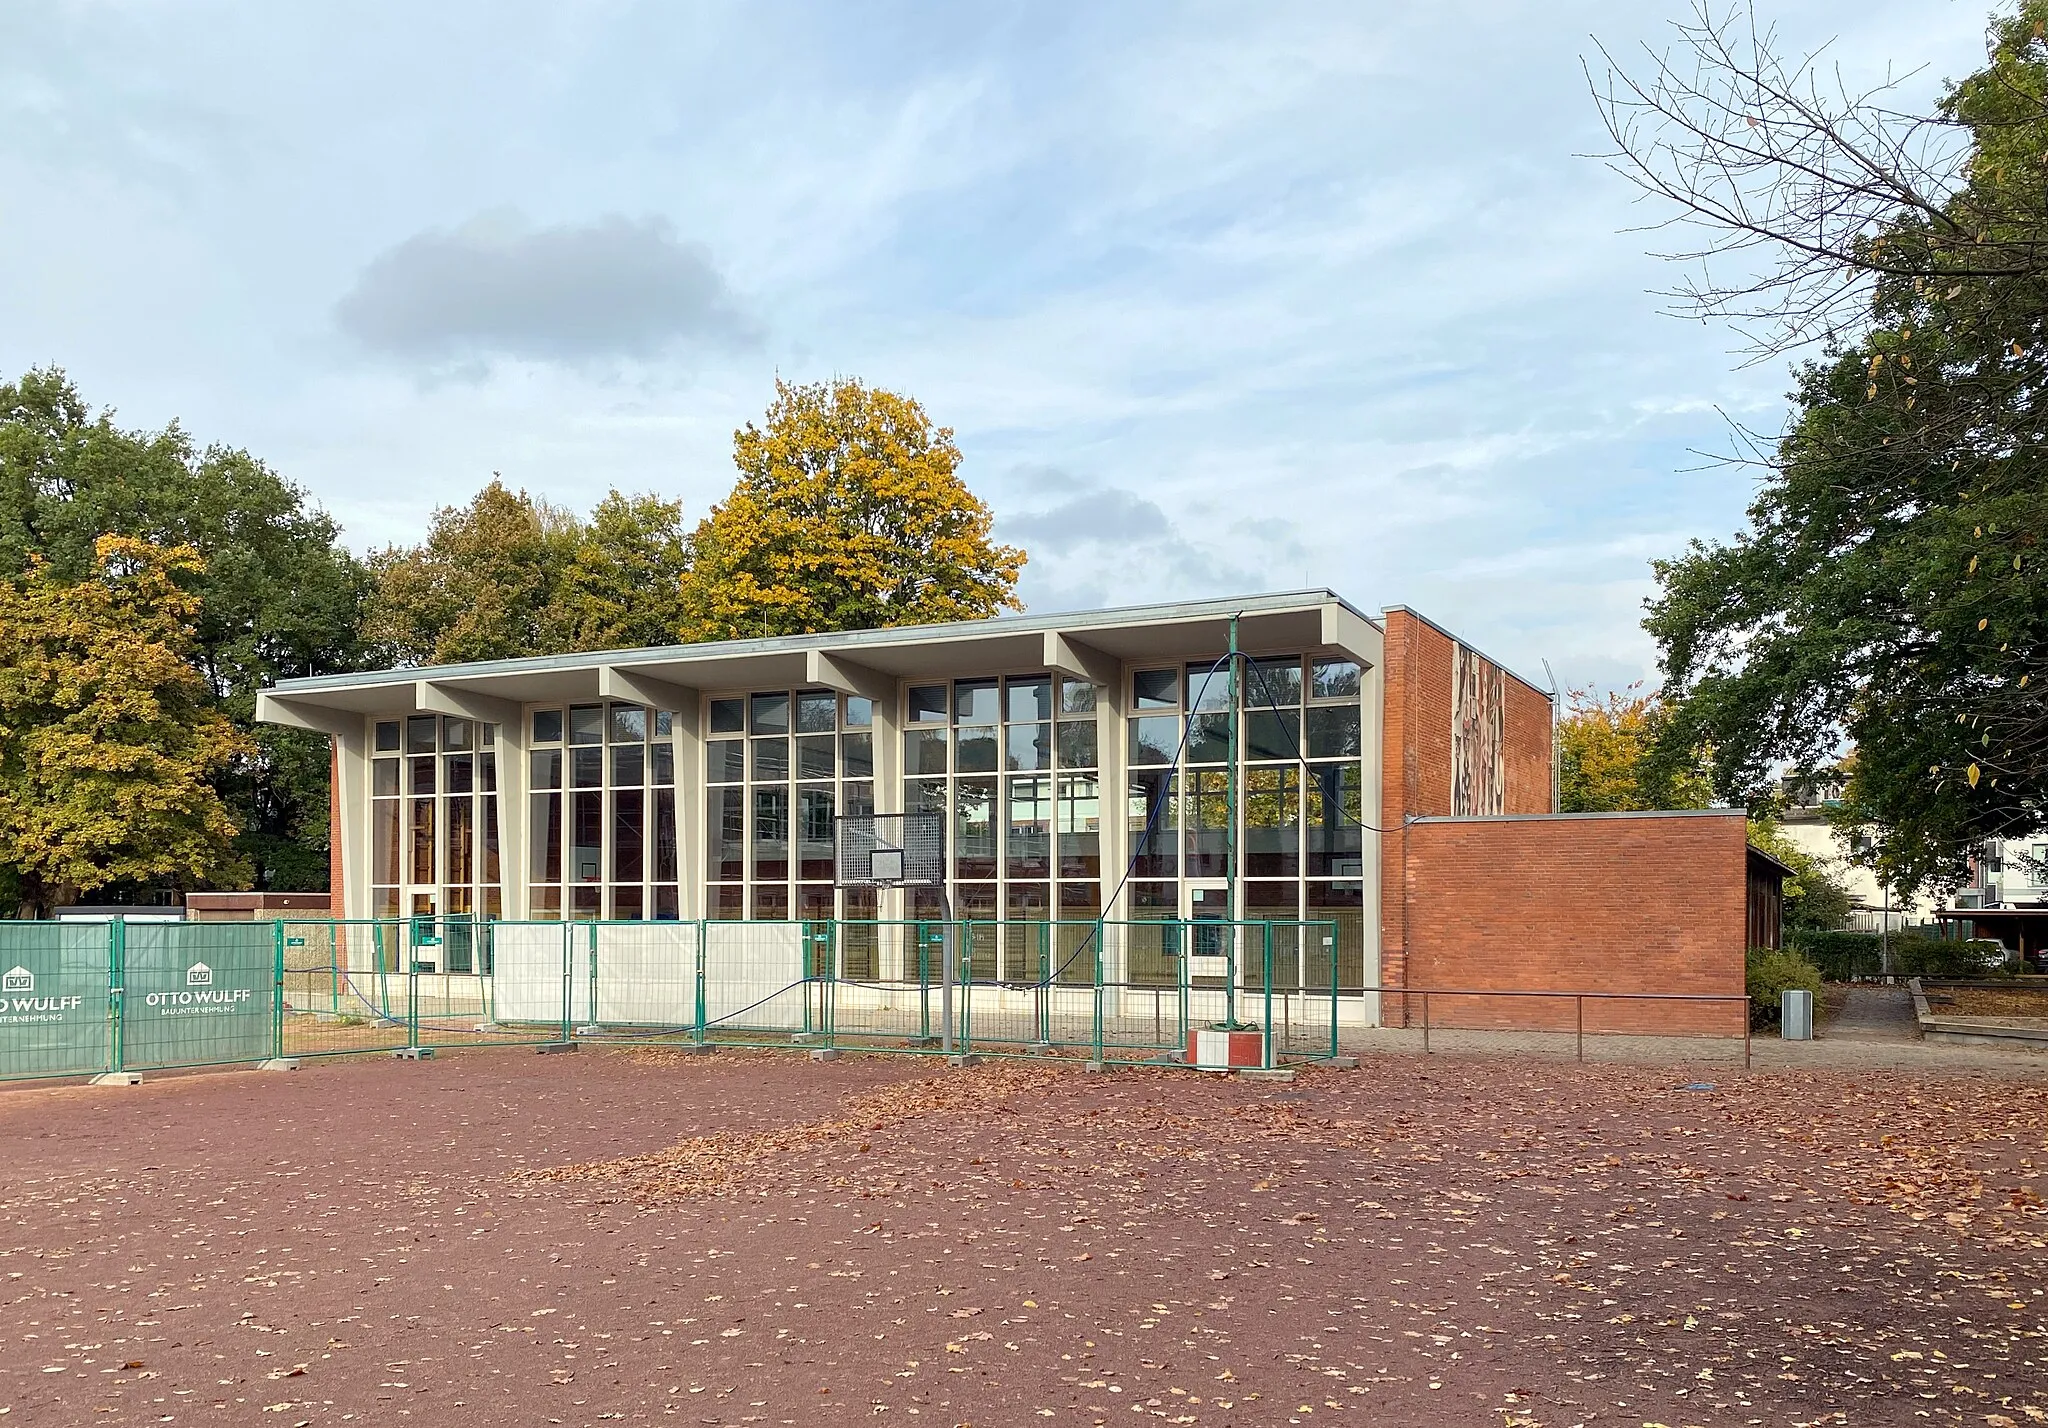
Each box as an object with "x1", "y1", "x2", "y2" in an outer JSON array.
[{"x1": 259, "y1": 591, "x2": 1771, "y2": 1029}]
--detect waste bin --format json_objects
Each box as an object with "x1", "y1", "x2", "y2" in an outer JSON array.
[{"x1": 1780, "y1": 988, "x2": 1813, "y2": 1040}]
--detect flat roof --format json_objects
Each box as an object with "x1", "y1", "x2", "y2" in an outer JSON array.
[
  {"x1": 259, "y1": 588, "x2": 1385, "y2": 719},
  {"x1": 1409, "y1": 809, "x2": 1743, "y2": 823}
]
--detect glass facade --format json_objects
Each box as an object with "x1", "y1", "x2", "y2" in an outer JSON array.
[
  {"x1": 527, "y1": 703, "x2": 679, "y2": 920},
  {"x1": 706, "y1": 689, "x2": 875, "y2": 924},
  {"x1": 1125, "y1": 655, "x2": 1367, "y2": 990},
  {"x1": 352, "y1": 640, "x2": 1371, "y2": 993},
  {"x1": 369, "y1": 715, "x2": 502, "y2": 969},
  {"x1": 900, "y1": 674, "x2": 1102, "y2": 981}
]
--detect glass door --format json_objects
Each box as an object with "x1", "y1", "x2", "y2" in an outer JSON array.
[{"x1": 1182, "y1": 881, "x2": 1234, "y2": 1005}]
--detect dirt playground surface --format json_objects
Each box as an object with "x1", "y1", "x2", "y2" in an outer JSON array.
[{"x1": 2, "y1": 1048, "x2": 2046, "y2": 1428}]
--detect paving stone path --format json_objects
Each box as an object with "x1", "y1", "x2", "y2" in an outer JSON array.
[{"x1": 1824, "y1": 983, "x2": 1919, "y2": 1042}]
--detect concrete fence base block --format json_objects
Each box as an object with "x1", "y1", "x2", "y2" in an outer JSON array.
[
  {"x1": 392, "y1": 1047, "x2": 436, "y2": 1061},
  {"x1": 89, "y1": 1071, "x2": 142, "y2": 1087},
  {"x1": 1236, "y1": 1067, "x2": 1297, "y2": 1084},
  {"x1": 574, "y1": 1024, "x2": 602, "y2": 1036},
  {"x1": 809, "y1": 1048, "x2": 844, "y2": 1062},
  {"x1": 256, "y1": 1058, "x2": 300, "y2": 1073},
  {"x1": 790, "y1": 1032, "x2": 817, "y2": 1044},
  {"x1": 1315, "y1": 1055, "x2": 1361, "y2": 1070},
  {"x1": 535, "y1": 1041, "x2": 578, "y2": 1055},
  {"x1": 1083, "y1": 1060, "x2": 1113, "y2": 1075},
  {"x1": 946, "y1": 1054, "x2": 982, "y2": 1068}
]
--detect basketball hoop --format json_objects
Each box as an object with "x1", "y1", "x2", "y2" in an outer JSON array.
[{"x1": 835, "y1": 812, "x2": 944, "y2": 889}]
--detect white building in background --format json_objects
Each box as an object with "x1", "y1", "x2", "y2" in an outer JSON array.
[
  {"x1": 1776, "y1": 802, "x2": 1939, "y2": 932},
  {"x1": 1960, "y1": 833, "x2": 2048, "y2": 911}
]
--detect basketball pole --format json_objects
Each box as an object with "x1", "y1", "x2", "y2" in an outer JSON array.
[
  {"x1": 1226, "y1": 613, "x2": 1240, "y2": 1033},
  {"x1": 939, "y1": 883, "x2": 956, "y2": 1059}
]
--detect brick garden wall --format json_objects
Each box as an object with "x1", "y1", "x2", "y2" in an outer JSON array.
[{"x1": 1401, "y1": 811, "x2": 1750, "y2": 1035}]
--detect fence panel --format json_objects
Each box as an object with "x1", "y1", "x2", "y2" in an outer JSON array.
[
  {"x1": 825, "y1": 921, "x2": 937, "y2": 1047},
  {"x1": 280, "y1": 919, "x2": 411, "y2": 1059},
  {"x1": 0, "y1": 920, "x2": 113, "y2": 1081},
  {"x1": 702, "y1": 920, "x2": 809, "y2": 1037},
  {"x1": 590, "y1": 921, "x2": 701, "y2": 1038},
  {"x1": 119, "y1": 922, "x2": 275, "y2": 1071},
  {"x1": 1266, "y1": 921, "x2": 1342, "y2": 1063}
]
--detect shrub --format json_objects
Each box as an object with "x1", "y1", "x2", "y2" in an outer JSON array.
[{"x1": 1746, "y1": 947, "x2": 1824, "y2": 1027}]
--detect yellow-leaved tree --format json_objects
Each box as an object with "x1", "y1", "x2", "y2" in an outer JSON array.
[
  {"x1": 678, "y1": 377, "x2": 1024, "y2": 640},
  {"x1": 0, "y1": 537, "x2": 251, "y2": 917},
  {"x1": 1557, "y1": 684, "x2": 1714, "y2": 813}
]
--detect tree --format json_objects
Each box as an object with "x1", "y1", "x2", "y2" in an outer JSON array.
[
  {"x1": 0, "y1": 368, "x2": 367, "y2": 892},
  {"x1": 0, "y1": 538, "x2": 250, "y2": 917},
  {"x1": 364, "y1": 479, "x2": 581, "y2": 666},
  {"x1": 1557, "y1": 685, "x2": 1714, "y2": 812},
  {"x1": 677, "y1": 377, "x2": 1025, "y2": 641},
  {"x1": 541, "y1": 491, "x2": 691, "y2": 651},
  {"x1": 366, "y1": 480, "x2": 692, "y2": 664},
  {"x1": 1598, "y1": 4, "x2": 2048, "y2": 897}
]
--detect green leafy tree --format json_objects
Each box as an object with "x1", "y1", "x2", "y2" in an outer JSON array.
[
  {"x1": 365, "y1": 479, "x2": 582, "y2": 665},
  {"x1": 1599, "y1": 5, "x2": 2048, "y2": 897},
  {"x1": 0, "y1": 368, "x2": 366, "y2": 892},
  {"x1": 1557, "y1": 684, "x2": 1714, "y2": 812},
  {"x1": 0, "y1": 538, "x2": 251, "y2": 917},
  {"x1": 541, "y1": 491, "x2": 690, "y2": 650},
  {"x1": 367, "y1": 480, "x2": 691, "y2": 663},
  {"x1": 678, "y1": 377, "x2": 1025, "y2": 640}
]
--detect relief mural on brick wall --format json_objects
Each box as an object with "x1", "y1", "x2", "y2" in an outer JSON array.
[{"x1": 1451, "y1": 644, "x2": 1505, "y2": 816}]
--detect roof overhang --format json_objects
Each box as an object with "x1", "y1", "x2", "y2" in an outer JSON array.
[{"x1": 256, "y1": 589, "x2": 1383, "y2": 723}]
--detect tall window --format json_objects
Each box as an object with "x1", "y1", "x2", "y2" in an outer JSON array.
[
  {"x1": 901, "y1": 674, "x2": 1101, "y2": 980},
  {"x1": 706, "y1": 689, "x2": 874, "y2": 922},
  {"x1": 369, "y1": 715, "x2": 502, "y2": 967},
  {"x1": 1124, "y1": 655, "x2": 1366, "y2": 990},
  {"x1": 527, "y1": 703, "x2": 679, "y2": 920}
]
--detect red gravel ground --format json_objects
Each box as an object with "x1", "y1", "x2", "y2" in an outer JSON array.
[{"x1": 2, "y1": 1047, "x2": 2046, "y2": 1428}]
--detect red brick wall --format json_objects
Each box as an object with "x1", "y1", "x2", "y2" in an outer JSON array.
[
  {"x1": 1502, "y1": 679, "x2": 1553, "y2": 815},
  {"x1": 1401, "y1": 812, "x2": 1750, "y2": 1035},
  {"x1": 1380, "y1": 612, "x2": 1453, "y2": 998},
  {"x1": 1380, "y1": 610, "x2": 1556, "y2": 993}
]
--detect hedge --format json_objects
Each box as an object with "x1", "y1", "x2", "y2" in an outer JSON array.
[{"x1": 1788, "y1": 929, "x2": 2013, "y2": 981}]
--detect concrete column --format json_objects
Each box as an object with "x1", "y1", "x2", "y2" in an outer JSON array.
[
  {"x1": 497, "y1": 706, "x2": 528, "y2": 921},
  {"x1": 335, "y1": 722, "x2": 372, "y2": 922},
  {"x1": 870, "y1": 672, "x2": 905, "y2": 978}
]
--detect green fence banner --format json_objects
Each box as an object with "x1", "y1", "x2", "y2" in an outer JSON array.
[
  {"x1": 119, "y1": 923, "x2": 275, "y2": 1070},
  {"x1": 0, "y1": 921, "x2": 112, "y2": 1080}
]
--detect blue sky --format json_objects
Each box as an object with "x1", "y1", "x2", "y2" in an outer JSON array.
[{"x1": 0, "y1": 1, "x2": 1993, "y2": 691}]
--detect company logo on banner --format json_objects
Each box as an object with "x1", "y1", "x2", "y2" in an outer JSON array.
[
  {"x1": 2, "y1": 962, "x2": 83, "y2": 1023},
  {"x1": 186, "y1": 962, "x2": 213, "y2": 987}
]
